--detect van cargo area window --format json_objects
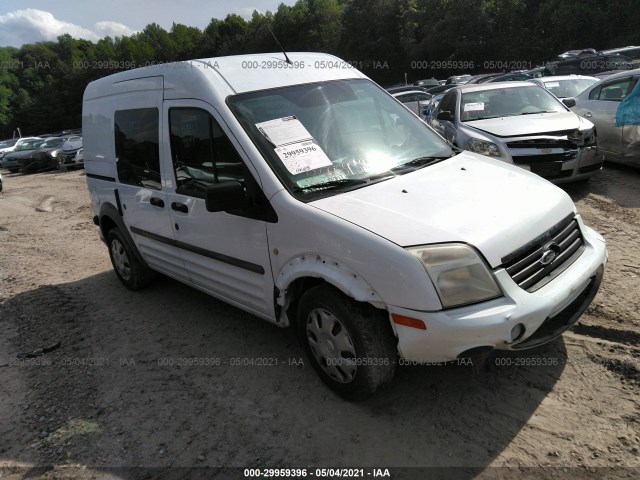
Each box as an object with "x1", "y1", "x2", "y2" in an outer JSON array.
[
  {"x1": 114, "y1": 108, "x2": 161, "y2": 190},
  {"x1": 169, "y1": 107, "x2": 245, "y2": 197}
]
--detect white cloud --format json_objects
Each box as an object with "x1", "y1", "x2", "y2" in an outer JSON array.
[
  {"x1": 94, "y1": 21, "x2": 136, "y2": 38},
  {"x1": 0, "y1": 9, "x2": 136, "y2": 47}
]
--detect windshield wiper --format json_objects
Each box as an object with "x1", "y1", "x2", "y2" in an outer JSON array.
[
  {"x1": 391, "y1": 155, "x2": 452, "y2": 172},
  {"x1": 520, "y1": 110, "x2": 555, "y2": 115},
  {"x1": 292, "y1": 178, "x2": 368, "y2": 193}
]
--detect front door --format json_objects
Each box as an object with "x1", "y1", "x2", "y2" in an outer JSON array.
[{"x1": 161, "y1": 100, "x2": 275, "y2": 320}]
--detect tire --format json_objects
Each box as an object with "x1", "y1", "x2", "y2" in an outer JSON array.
[
  {"x1": 8, "y1": 168, "x2": 18, "y2": 174},
  {"x1": 0, "y1": 179, "x2": 3, "y2": 193},
  {"x1": 296, "y1": 284, "x2": 397, "y2": 400},
  {"x1": 106, "y1": 228, "x2": 153, "y2": 290}
]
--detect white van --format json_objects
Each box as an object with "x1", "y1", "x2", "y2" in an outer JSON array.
[{"x1": 83, "y1": 53, "x2": 607, "y2": 399}]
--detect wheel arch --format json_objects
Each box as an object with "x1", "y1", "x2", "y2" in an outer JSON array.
[
  {"x1": 98, "y1": 202, "x2": 148, "y2": 267},
  {"x1": 274, "y1": 253, "x2": 387, "y2": 327}
]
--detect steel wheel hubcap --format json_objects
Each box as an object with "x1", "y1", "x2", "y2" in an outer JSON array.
[
  {"x1": 111, "y1": 238, "x2": 132, "y2": 281},
  {"x1": 306, "y1": 308, "x2": 357, "y2": 384}
]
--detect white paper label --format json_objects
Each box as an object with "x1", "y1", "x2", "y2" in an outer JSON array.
[
  {"x1": 464, "y1": 102, "x2": 485, "y2": 112},
  {"x1": 275, "y1": 140, "x2": 332, "y2": 175},
  {"x1": 545, "y1": 82, "x2": 560, "y2": 87},
  {"x1": 256, "y1": 116, "x2": 313, "y2": 147}
]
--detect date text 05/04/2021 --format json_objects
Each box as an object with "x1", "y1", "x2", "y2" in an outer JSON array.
[{"x1": 244, "y1": 468, "x2": 391, "y2": 478}]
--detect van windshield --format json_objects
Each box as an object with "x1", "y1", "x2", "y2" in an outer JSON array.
[{"x1": 228, "y1": 79, "x2": 453, "y2": 199}]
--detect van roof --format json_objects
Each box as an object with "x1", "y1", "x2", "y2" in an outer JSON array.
[{"x1": 83, "y1": 52, "x2": 366, "y2": 101}]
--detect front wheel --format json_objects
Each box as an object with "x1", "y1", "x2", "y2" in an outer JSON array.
[
  {"x1": 296, "y1": 284, "x2": 397, "y2": 400},
  {"x1": 106, "y1": 228, "x2": 153, "y2": 290}
]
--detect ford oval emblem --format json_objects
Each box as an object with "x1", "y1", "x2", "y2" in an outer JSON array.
[{"x1": 540, "y1": 242, "x2": 561, "y2": 266}]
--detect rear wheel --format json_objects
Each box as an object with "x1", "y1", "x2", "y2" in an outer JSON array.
[
  {"x1": 296, "y1": 284, "x2": 397, "y2": 400},
  {"x1": 106, "y1": 228, "x2": 153, "y2": 290}
]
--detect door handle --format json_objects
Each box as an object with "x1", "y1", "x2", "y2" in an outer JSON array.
[
  {"x1": 584, "y1": 112, "x2": 592, "y2": 118},
  {"x1": 171, "y1": 202, "x2": 188, "y2": 213},
  {"x1": 149, "y1": 197, "x2": 164, "y2": 208}
]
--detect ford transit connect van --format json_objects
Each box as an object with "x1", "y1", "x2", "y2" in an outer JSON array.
[{"x1": 83, "y1": 53, "x2": 607, "y2": 399}]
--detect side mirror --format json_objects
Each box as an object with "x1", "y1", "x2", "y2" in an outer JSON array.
[
  {"x1": 562, "y1": 97, "x2": 576, "y2": 108},
  {"x1": 205, "y1": 180, "x2": 245, "y2": 212},
  {"x1": 436, "y1": 110, "x2": 454, "y2": 122}
]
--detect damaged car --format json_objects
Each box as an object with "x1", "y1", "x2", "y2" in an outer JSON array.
[{"x1": 429, "y1": 82, "x2": 602, "y2": 182}]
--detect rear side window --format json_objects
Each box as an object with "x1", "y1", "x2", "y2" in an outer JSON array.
[{"x1": 114, "y1": 108, "x2": 161, "y2": 190}]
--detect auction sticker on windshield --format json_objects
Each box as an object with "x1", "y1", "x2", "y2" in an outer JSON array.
[
  {"x1": 464, "y1": 102, "x2": 485, "y2": 112},
  {"x1": 257, "y1": 116, "x2": 333, "y2": 175},
  {"x1": 256, "y1": 116, "x2": 313, "y2": 147},
  {"x1": 275, "y1": 140, "x2": 332, "y2": 175}
]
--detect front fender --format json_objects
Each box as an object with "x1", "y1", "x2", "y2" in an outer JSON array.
[{"x1": 275, "y1": 253, "x2": 385, "y2": 311}]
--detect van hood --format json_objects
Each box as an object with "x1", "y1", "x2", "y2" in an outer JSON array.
[
  {"x1": 310, "y1": 152, "x2": 576, "y2": 268},
  {"x1": 465, "y1": 111, "x2": 580, "y2": 138}
]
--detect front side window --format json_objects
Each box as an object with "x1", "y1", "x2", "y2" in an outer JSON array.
[
  {"x1": 598, "y1": 78, "x2": 632, "y2": 102},
  {"x1": 228, "y1": 79, "x2": 452, "y2": 200},
  {"x1": 114, "y1": 108, "x2": 161, "y2": 190},
  {"x1": 169, "y1": 108, "x2": 245, "y2": 197}
]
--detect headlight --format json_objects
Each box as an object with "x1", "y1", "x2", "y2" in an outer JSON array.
[
  {"x1": 408, "y1": 243, "x2": 502, "y2": 309},
  {"x1": 466, "y1": 138, "x2": 502, "y2": 157},
  {"x1": 583, "y1": 129, "x2": 596, "y2": 146},
  {"x1": 50, "y1": 150, "x2": 60, "y2": 158}
]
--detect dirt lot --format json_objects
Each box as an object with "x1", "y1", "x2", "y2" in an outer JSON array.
[{"x1": 0, "y1": 165, "x2": 639, "y2": 480}]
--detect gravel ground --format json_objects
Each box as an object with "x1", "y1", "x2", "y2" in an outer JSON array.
[{"x1": 0, "y1": 165, "x2": 638, "y2": 480}]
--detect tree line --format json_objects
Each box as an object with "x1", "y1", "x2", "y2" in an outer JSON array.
[{"x1": 1, "y1": 0, "x2": 638, "y2": 137}]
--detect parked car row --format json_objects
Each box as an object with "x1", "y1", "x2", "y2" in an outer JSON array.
[{"x1": 0, "y1": 134, "x2": 83, "y2": 174}]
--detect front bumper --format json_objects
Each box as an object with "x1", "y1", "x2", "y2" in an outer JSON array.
[
  {"x1": 60, "y1": 150, "x2": 84, "y2": 167},
  {"x1": 509, "y1": 145, "x2": 603, "y2": 184},
  {"x1": 389, "y1": 220, "x2": 607, "y2": 363}
]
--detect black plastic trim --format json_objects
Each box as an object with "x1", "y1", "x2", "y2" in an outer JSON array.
[
  {"x1": 114, "y1": 189, "x2": 123, "y2": 216},
  {"x1": 129, "y1": 226, "x2": 265, "y2": 275}
]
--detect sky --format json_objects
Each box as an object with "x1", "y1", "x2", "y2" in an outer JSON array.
[{"x1": 0, "y1": 0, "x2": 297, "y2": 47}]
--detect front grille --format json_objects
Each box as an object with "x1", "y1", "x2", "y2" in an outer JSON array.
[
  {"x1": 507, "y1": 139, "x2": 576, "y2": 150},
  {"x1": 512, "y1": 152, "x2": 577, "y2": 164},
  {"x1": 502, "y1": 216, "x2": 585, "y2": 292}
]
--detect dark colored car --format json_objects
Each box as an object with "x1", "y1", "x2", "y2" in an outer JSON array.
[
  {"x1": 550, "y1": 53, "x2": 632, "y2": 76},
  {"x1": 20, "y1": 137, "x2": 71, "y2": 174},
  {"x1": 1, "y1": 138, "x2": 45, "y2": 172},
  {"x1": 558, "y1": 48, "x2": 597, "y2": 59},
  {"x1": 600, "y1": 46, "x2": 640, "y2": 61}
]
